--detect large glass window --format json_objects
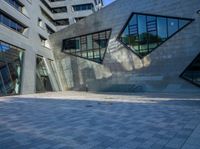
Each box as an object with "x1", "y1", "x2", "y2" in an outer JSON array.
[
  {"x1": 36, "y1": 56, "x2": 53, "y2": 93},
  {"x1": 118, "y1": 13, "x2": 193, "y2": 58},
  {"x1": 62, "y1": 29, "x2": 111, "y2": 63},
  {"x1": 0, "y1": 41, "x2": 24, "y2": 96},
  {"x1": 181, "y1": 53, "x2": 200, "y2": 87}
]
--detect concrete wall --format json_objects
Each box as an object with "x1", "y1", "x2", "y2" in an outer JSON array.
[{"x1": 50, "y1": 0, "x2": 200, "y2": 93}]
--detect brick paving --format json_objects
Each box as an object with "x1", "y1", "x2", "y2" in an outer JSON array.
[{"x1": 0, "y1": 92, "x2": 200, "y2": 149}]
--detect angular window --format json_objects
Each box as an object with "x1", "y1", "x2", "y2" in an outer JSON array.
[
  {"x1": 118, "y1": 13, "x2": 193, "y2": 58},
  {"x1": 181, "y1": 53, "x2": 200, "y2": 87},
  {"x1": 62, "y1": 29, "x2": 111, "y2": 63},
  {"x1": 0, "y1": 41, "x2": 24, "y2": 96},
  {"x1": 36, "y1": 56, "x2": 53, "y2": 93}
]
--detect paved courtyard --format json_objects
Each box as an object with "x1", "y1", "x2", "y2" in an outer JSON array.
[{"x1": 0, "y1": 92, "x2": 200, "y2": 149}]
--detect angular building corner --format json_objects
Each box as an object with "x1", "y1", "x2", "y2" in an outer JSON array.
[{"x1": 50, "y1": 0, "x2": 200, "y2": 93}]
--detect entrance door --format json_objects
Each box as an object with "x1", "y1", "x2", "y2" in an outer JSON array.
[{"x1": 36, "y1": 56, "x2": 53, "y2": 93}]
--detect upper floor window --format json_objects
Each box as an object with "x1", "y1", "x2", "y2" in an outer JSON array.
[
  {"x1": 4, "y1": 0, "x2": 23, "y2": 13},
  {"x1": 41, "y1": 8, "x2": 55, "y2": 25},
  {"x1": 52, "y1": 7, "x2": 67, "y2": 13},
  {"x1": 73, "y1": 3, "x2": 94, "y2": 11},
  {"x1": 40, "y1": 0, "x2": 67, "y2": 14},
  {"x1": 54, "y1": 19, "x2": 69, "y2": 26},
  {"x1": 40, "y1": 0, "x2": 52, "y2": 12},
  {"x1": 0, "y1": 11, "x2": 26, "y2": 33},
  {"x1": 45, "y1": 24, "x2": 55, "y2": 34}
]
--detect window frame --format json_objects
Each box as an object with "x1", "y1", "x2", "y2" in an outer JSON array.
[
  {"x1": 0, "y1": 40, "x2": 25, "y2": 96},
  {"x1": 117, "y1": 12, "x2": 194, "y2": 59},
  {"x1": 62, "y1": 29, "x2": 112, "y2": 64}
]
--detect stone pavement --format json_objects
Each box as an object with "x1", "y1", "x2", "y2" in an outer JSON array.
[{"x1": 0, "y1": 91, "x2": 200, "y2": 149}]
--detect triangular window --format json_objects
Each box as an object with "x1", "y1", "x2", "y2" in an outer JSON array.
[
  {"x1": 62, "y1": 29, "x2": 111, "y2": 64},
  {"x1": 118, "y1": 13, "x2": 193, "y2": 58},
  {"x1": 181, "y1": 53, "x2": 200, "y2": 87}
]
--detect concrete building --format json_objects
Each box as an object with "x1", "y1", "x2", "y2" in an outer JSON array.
[
  {"x1": 0, "y1": 0, "x2": 102, "y2": 96},
  {"x1": 50, "y1": 0, "x2": 200, "y2": 93}
]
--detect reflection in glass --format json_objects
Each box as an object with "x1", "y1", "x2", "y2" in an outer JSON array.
[
  {"x1": 62, "y1": 29, "x2": 111, "y2": 63},
  {"x1": 48, "y1": 59, "x2": 61, "y2": 91},
  {"x1": 168, "y1": 18, "x2": 178, "y2": 36},
  {"x1": 36, "y1": 56, "x2": 53, "y2": 93},
  {"x1": 0, "y1": 41, "x2": 24, "y2": 96},
  {"x1": 157, "y1": 17, "x2": 167, "y2": 41},
  {"x1": 119, "y1": 13, "x2": 192, "y2": 58},
  {"x1": 181, "y1": 54, "x2": 200, "y2": 87}
]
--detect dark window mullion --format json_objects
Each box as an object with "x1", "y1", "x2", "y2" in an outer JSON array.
[
  {"x1": 166, "y1": 18, "x2": 169, "y2": 37},
  {"x1": 136, "y1": 14, "x2": 140, "y2": 54}
]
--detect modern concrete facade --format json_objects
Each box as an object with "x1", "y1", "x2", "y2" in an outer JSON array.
[
  {"x1": 0, "y1": 0, "x2": 101, "y2": 96},
  {"x1": 50, "y1": 0, "x2": 200, "y2": 93}
]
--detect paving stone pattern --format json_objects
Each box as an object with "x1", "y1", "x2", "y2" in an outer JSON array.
[{"x1": 0, "y1": 94, "x2": 200, "y2": 149}]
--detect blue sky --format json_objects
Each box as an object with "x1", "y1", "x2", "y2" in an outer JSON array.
[{"x1": 104, "y1": 0, "x2": 115, "y2": 6}]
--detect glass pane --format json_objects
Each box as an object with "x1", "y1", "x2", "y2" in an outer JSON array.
[
  {"x1": 80, "y1": 36, "x2": 86, "y2": 52},
  {"x1": 1, "y1": 66, "x2": 14, "y2": 95},
  {"x1": 121, "y1": 27, "x2": 129, "y2": 44},
  {"x1": 138, "y1": 15, "x2": 148, "y2": 53},
  {"x1": 87, "y1": 35, "x2": 93, "y2": 50},
  {"x1": 93, "y1": 33, "x2": 99, "y2": 49},
  {"x1": 179, "y1": 19, "x2": 190, "y2": 28},
  {"x1": 36, "y1": 56, "x2": 53, "y2": 93},
  {"x1": 157, "y1": 17, "x2": 167, "y2": 41},
  {"x1": 168, "y1": 18, "x2": 178, "y2": 36},
  {"x1": 0, "y1": 73, "x2": 6, "y2": 96}
]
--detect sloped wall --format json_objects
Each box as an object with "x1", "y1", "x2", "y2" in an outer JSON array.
[{"x1": 50, "y1": 0, "x2": 200, "y2": 93}]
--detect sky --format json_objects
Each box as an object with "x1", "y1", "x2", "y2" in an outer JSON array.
[{"x1": 103, "y1": 0, "x2": 116, "y2": 6}]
